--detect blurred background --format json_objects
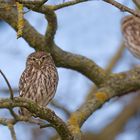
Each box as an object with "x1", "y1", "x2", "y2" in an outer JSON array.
[{"x1": 0, "y1": 0, "x2": 140, "y2": 140}]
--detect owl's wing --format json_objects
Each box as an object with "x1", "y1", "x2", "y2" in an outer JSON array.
[
  {"x1": 19, "y1": 69, "x2": 29, "y2": 97},
  {"x1": 41, "y1": 67, "x2": 58, "y2": 106}
]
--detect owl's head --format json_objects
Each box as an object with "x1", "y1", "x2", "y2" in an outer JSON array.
[{"x1": 26, "y1": 51, "x2": 54, "y2": 68}]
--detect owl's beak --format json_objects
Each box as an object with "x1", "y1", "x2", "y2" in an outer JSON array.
[{"x1": 38, "y1": 60, "x2": 41, "y2": 66}]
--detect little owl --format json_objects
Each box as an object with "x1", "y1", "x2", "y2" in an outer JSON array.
[
  {"x1": 19, "y1": 51, "x2": 58, "y2": 116},
  {"x1": 121, "y1": 15, "x2": 140, "y2": 58}
]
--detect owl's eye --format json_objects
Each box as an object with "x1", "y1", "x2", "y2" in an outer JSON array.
[
  {"x1": 32, "y1": 58, "x2": 36, "y2": 61},
  {"x1": 42, "y1": 56, "x2": 46, "y2": 60}
]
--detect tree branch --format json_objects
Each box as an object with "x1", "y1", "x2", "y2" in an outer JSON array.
[
  {"x1": 67, "y1": 67, "x2": 140, "y2": 137},
  {"x1": 86, "y1": 41, "x2": 125, "y2": 100},
  {"x1": 105, "y1": 42, "x2": 125, "y2": 73},
  {"x1": 52, "y1": 45, "x2": 107, "y2": 85},
  {"x1": 0, "y1": 69, "x2": 14, "y2": 100},
  {"x1": 44, "y1": 7, "x2": 57, "y2": 47},
  {"x1": 0, "y1": 116, "x2": 45, "y2": 126},
  {"x1": 8, "y1": 124, "x2": 17, "y2": 140},
  {"x1": 103, "y1": 0, "x2": 140, "y2": 18},
  {"x1": 0, "y1": 97, "x2": 73, "y2": 140},
  {"x1": 21, "y1": 0, "x2": 140, "y2": 18},
  {"x1": 51, "y1": 0, "x2": 89, "y2": 11},
  {"x1": 0, "y1": 5, "x2": 107, "y2": 86},
  {"x1": 98, "y1": 93, "x2": 140, "y2": 140},
  {"x1": 133, "y1": 0, "x2": 140, "y2": 9}
]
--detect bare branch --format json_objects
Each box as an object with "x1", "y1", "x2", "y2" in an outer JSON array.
[
  {"x1": 44, "y1": 8, "x2": 57, "y2": 47},
  {"x1": 0, "y1": 97, "x2": 73, "y2": 140},
  {"x1": 15, "y1": 0, "x2": 44, "y2": 5},
  {"x1": 9, "y1": 109, "x2": 18, "y2": 120},
  {"x1": 20, "y1": 0, "x2": 140, "y2": 18},
  {"x1": 8, "y1": 124, "x2": 17, "y2": 140},
  {"x1": 51, "y1": 100, "x2": 71, "y2": 117},
  {"x1": 40, "y1": 123, "x2": 53, "y2": 128},
  {"x1": 105, "y1": 42, "x2": 125, "y2": 73},
  {"x1": 0, "y1": 70, "x2": 14, "y2": 100},
  {"x1": 0, "y1": 87, "x2": 71, "y2": 117},
  {"x1": 86, "y1": 42, "x2": 125, "y2": 100},
  {"x1": 0, "y1": 116, "x2": 46, "y2": 126},
  {"x1": 51, "y1": 0, "x2": 89, "y2": 11},
  {"x1": 133, "y1": 0, "x2": 140, "y2": 9},
  {"x1": 52, "y1": 45, "x2": 107, "y2": 85},
  {"x1": 0, "y1": 5, "x2": 107, "y2": 86},
  {"x1": 21, "y1": 4, "x2": 57, "y2": 48},
  {"x1": 33, "y1": 0, "x2": 49, "y2": 9},
  {"x1": 67, "y1": 67, "x2": 140, "y2": 136},
  {"x1": 98, "y1": 93, "x2": 140, "y2": 140},
  {"x1": 103, "y1": 0, "x2": 140, "y2": 18}
]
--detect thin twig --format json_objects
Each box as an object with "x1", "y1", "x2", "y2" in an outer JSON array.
[
  {"x1": 0, "y1": 70, "x2": 14, "y2": 100},
  {"x1": 8, "y1": 124, "x2": 17, "y2": 140},
  {"x1": 51, "y1": 100, "x2": 71, "y2": 117},
  {"x1": 9, "y1": 109, "x2": 18, "y2": 120},
  {"x1": 0, "y1": 116, "x2": 46, "y2": 127},
  {"x1": 40, "y1": 123, "x2": 53, "y2": 128},
  {"x1": 103, "y1": 0, "x2": 140, "y2": 18},
  {"x1": 52, "y1": 0, "x2": 89, "y2": 10}
]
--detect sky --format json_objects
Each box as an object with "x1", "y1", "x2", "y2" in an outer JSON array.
[{"x1": 0, "y1": 0, "x2": 139, "y2": 140}]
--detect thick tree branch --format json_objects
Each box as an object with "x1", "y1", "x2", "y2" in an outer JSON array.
[
  {"x1": 44, "y1": 7, "x2": 57, "y2": 47},
  {"x1": 0, "y1": 5, "x2": 107, "y2": 86},
  {"x1": 0, "y1": 97, "x2": 73, "y2": 140},
  {"x1": 80, "y1": 92, "x2": 140, "y2": 140},
  {"x1": 67, "y1": 67, "x2": 140, "y2": 136},
  {"x1": 0, "y1": 8, "x2": 46, "y2": 51},
  {"x1": 16, "y1": 1, "x2": 57, "y2": 47},
  {"x1": 52, "y1": 45, "x2": 107, "y2": 85},
  {"x1": 86, "y1": 42, "x2": 125, "y2": 100},
  {"x1": 0, "y1": 87, "x2": 71, "y2": 117}
]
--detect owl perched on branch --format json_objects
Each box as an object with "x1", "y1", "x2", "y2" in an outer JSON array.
[
  {"x1": 121, "y1": 15, "x2": 140, "y2": 58},
  {"x1": 19, "y1": 51, "x2": 58, "y2": 116}
]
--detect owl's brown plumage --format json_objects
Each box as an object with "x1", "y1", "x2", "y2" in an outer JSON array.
[
  {"x1": 19, "y1": 51, "x2": 58, "y2": 116},
  {"x1": 121, "y1": 15, "x2": 140, "y2": 58}
]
